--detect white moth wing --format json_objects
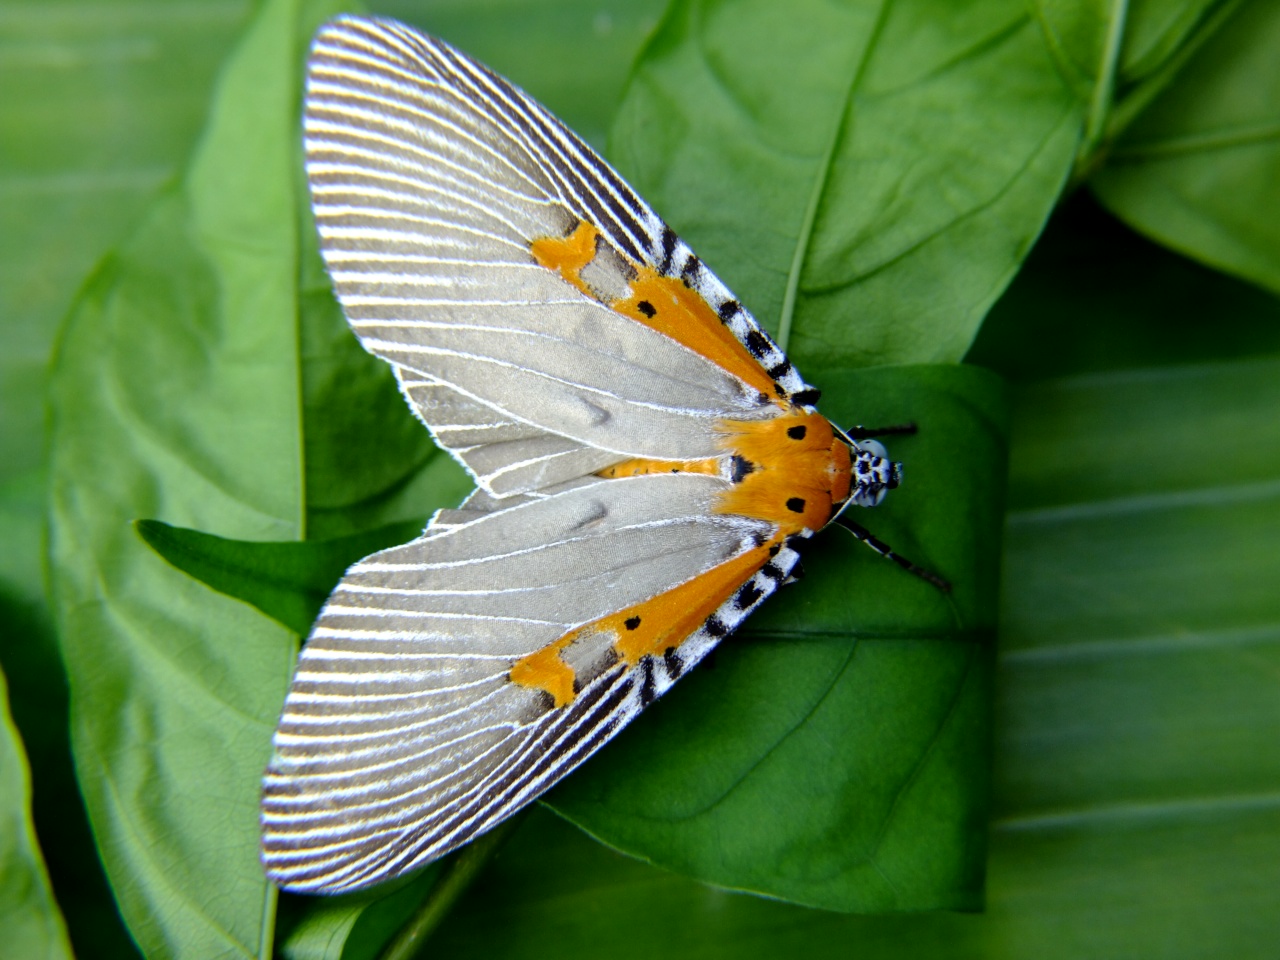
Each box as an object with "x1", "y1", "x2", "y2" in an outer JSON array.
[
  {"x1": 261, "y1": 474, "x2": 787, "y2": 893},
  {"x1": 304, "y1": 17, "x2": 783, "y2": 468},
  {"x1": 394, "y1": 367, "x2": 618, "y2": 497}
]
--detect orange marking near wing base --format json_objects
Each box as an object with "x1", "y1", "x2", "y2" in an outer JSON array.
[
  {"x1": 596, "y1": 457, "x2": 720, "y2": 479},
  {"x1": 508, "y1": 637, "x2": 575, "y2": 708},
  {"x1": 530, "y1": 221, "x2": 781, "y2": 401},
  {"x1": 530, "y1": 220, "x2": 597, "y2": 298}
]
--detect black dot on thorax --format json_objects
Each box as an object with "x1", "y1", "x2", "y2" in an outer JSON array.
[
  {"x1": 637, "y1": 300, "x2": 657, "y2": 318},
  {"x1": 624, "y1": 616, "x2": 642, "y2": 630},
  {"x1": 787, "y1": 425, "x2": 807, "y2": 440},
  {"x1": 786, "y1": 497, "x2": 806, "y2": 513}
]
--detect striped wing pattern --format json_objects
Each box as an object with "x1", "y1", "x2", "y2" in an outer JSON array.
[
  {"x1": 263, "y1": 16, "x2": 820, "y2": 894},
  {"x1": 262, "y1": 477, "x2": 801, "y2": 892}
]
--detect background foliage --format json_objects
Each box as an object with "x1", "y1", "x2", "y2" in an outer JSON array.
[{"x1": 1, "y1": 0, "x2": 1278, "y2": 957}]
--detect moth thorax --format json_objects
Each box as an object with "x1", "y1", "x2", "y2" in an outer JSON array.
[{"x1": 849, "y1": 447, "x2": 903, "y2": 508}]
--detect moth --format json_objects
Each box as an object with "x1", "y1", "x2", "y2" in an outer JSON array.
[{"x1": 261, "y1": 15, "x2": 942, "y2": 894}]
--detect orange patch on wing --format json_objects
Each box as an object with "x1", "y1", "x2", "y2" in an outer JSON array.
[
  {"x1": 508, "y1": 541, "x2": 777, "y2": 708},
  {"x1": 596, "y1": 456, "x2": 720, "y2": 479},
  {"x1": 508, "y1": 636, "x2": 576, "y2": 708},
  {"x1": 604, "y1": 541, "x2": 774, "y2": 665},
  {"x1": 611, "y1": 268, "x2": 779, "y2": 399},
  {"x1": 530, "y1": 220, "x2": 598, "y2": 298},
  {"x1": 715, "y1": 410, "x2": 852, "y2": 535},
  {"x1": 530, "y1": 221, "x2": 781, "y2": 400}
]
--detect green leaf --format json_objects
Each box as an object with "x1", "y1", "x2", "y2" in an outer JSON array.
[
  {"x1": 550, "y1": 365, "x2": 1007, "y2": 911},
  {"x1": 1092, "y1": 0, "x2": 1280, "y2": 293},
  {"x1": 135, "y1": 519, "x2": 427, "y2": 636},
  {"x1": 0, "y1": 0, "x2": 252, "y2": 490},
  {"x1": 0, "y1": 666, "x2": 73, "y2": 960},
  {"x1": 609, "y1": 0, "x2": 1082, "y2": 371},
  {"x1": 1031, "y1": 0, "x2": 1227, "y2": 101},
  {"x1": 2, "y1": 6, "x2": 251, "y2": 952},
  {"x1": 277, "y1": 867, "x2": 440, "y2": 960},
  {"x1": 47, "y1": 0, "x2": 354, "y2": 955}
]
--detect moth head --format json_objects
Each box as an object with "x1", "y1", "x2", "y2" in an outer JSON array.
[{"x1": 846, "y1": 438, "x2": 902, "y2": 509}]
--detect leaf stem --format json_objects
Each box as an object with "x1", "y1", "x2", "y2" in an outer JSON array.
[
  {"x1": 378, "y1": 814, "x2": 523, "y2": 960},
  {"x1": 259, "y1": 884, "x2": 278, "y2": 960},
  {"x1": 1069, "y1": 0, "x2": 1245, "y2": 188},
  {"x1": 1082, "y1": 0, "x2": 1129, "y2": 157},
  {"x1": 1108, "y1": 0, "x2": 1243, "y2": 136},
  {"x1": 775, "y1": 2, "x2": 890, "y2": 353}
]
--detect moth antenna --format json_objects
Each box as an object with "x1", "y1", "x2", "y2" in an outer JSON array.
[
  {"x1": 832, "y1": 515, "x2": 951, "y2": 593},
  {"x1": 838, "y1": 423, "x2": 918, "y2": 441}
]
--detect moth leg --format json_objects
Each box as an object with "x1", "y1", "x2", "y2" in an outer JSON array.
[{"x1": 832, "y1": 514, "x2": 951, "y2": 592}]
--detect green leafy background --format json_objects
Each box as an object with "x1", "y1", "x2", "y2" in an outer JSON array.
[{"x1": 2, "y1": 0, "x2": 1278, "y2": 957}]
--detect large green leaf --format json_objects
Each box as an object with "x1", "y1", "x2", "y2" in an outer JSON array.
[
  {"x1": 0, "y1": 667, "x2": 73, "y2": 960},
  {"x1": 1092, "y1": 0, "x2": 1280, "y2": 293},
  {"x1": 47, "y1": 0, "x2": 349, "y2": 955},
  {"x1": 550, "y1": 365, "x2": 1005, "y2": 911},
  {"x1": 609, "y1": 0, "x2": 1083, "y2": 370},
  {"x1": 418, "y1": 196, "x2": 1280, "y2": 960},
  {"x1": 276, "y1": 866, "x2": 440, "y2": 960},
  {"x1": 1, "y1": 4, "x2": 252, "y2": 955}
]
